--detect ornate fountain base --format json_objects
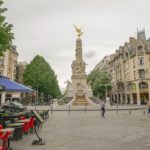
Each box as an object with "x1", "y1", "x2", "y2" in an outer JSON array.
[{"x1": 72, "y1": 96, "x2": 89, "y2": 106}]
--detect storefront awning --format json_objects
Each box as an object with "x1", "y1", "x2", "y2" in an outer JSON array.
[{"x1": 0, "y1": 76, "x2": 35, "y2": 92}]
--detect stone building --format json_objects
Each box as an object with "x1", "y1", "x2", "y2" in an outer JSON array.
[
  {"x1": 0, "y1": 46, "x2": 18, "y2": 105},
  {"x1": 96, "y1": 29, "x2": 150, "y2": 105},
  {"x1": 0, "y1": 45, "x2": 18, "y2": 80},
  {"x1": 16, "y1": 62, "x2": 28, "y2": 83}
]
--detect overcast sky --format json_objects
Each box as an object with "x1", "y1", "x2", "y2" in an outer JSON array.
[{"x1": 4, "y1": 0, "x2": 150, "y2": 88}]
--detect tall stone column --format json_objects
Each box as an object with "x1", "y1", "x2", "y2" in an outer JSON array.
[
  {"x1": 116, "y1": 94, "x2": 119, "y2": 104},
  {"x1": 67, "y1": 25, "x2": 93, "y2": 102},
  {"x1": 130, "y1": 93, "x2": 133, "y2": 104},
  {"x1": 124, "y1": 83, "x2": 127, "y2": 104},
  {"x1": 136, "y1": 82, "x2": 141, "y2": 105},
  {"x1": 124, "y1": 94, "x2": 127, "y2": 104},
  {"x1": 120, "y1": 93, "x2": 123, "y2": 104},
  {"x1": 75, "y1": 38, "x2": 83, "y2": 62}
]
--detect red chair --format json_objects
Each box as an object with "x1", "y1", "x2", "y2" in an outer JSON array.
[
  {"x1": 0, "y1": 131, "x2": 11, "y2": 150},
  {"x1": 0, "y1": 125, "x2": 3, "y2": 136},
  {"x1": 22, "y1": 118, "x2": 31, "y2": 134},
  {"x1": 28, "y1": 117, "x2": 35, "y2": 132},
  {"x1": 23, "y1": 122, "x2": 30, "y2": 134}
]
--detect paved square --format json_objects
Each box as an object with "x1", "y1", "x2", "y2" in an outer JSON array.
[{"x1": 14, "y1": 110, "x2": 150, "y2": 150}]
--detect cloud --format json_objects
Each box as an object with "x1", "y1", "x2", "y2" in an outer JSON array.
[{"x1": 84, "y1": 50, "x2": 96, "y2": 59}]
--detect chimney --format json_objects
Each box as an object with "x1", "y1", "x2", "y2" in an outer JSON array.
[
  {"x1": 129, "y1": 37, "x2": 135, "y2": 43},
  {"x1": 137, "y1": 28, "x2": 146, "y2": 41}
]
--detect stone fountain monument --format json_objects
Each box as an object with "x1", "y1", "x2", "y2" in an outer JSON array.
[{"x1": 66, "y1": 25, "x2": 93, "y2": 105}]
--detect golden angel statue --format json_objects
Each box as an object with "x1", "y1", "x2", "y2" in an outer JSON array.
[{"x1": 73, "y1": 24, "x2": 84, "y2": 37}]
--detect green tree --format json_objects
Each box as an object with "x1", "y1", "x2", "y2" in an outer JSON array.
[
  {"x1": 0, "y1": 0, "x2": 14, "y2": 56},
  {"x1": 23, "y1": 55, "x2": 61, "y2": 100},
  {"x1": 88, "y1": 70, "x2": 112, "y2": 99}
]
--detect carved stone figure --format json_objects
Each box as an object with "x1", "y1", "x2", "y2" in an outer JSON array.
[
  {"x1": 73, "y1": 24, "x2": 84, "y2": 37},
  {"x1": 66, "y1": 26, "x2": 93, "y2": 98}
]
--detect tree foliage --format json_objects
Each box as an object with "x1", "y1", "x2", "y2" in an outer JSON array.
[
  {"x1": 88, "y1": 70, "x2": 112, "y2": 99},
  {"x1": 23, "y1": 55, "x2": 61, "y2": 98},
  {"x1": 0, "y1": 0, "x2": 14, "y2": 56}
]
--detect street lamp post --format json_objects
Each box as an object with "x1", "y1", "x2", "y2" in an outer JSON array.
[
  {"x1": 35, "y1": 84, "x2": 38, "y2": 110},
  {"x1": 105, "y1": 85, "x2": 108, "y2": 101}
]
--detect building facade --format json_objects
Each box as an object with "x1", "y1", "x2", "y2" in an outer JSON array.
[
  {"x1": 0, "y1": 46, "x2": 18, "y2": 105},
  {"x1": 16, "y1": 62, "x2": 28, "y2": 83},
  {"x1": 0, "y1": 45, "x2": 18, "y2": 80},
  {"x1": 96, "y1": 29, "x2": 150, "y2": 105}
]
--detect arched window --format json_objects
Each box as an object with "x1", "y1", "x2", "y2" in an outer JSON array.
[
  {"x1": 126, "y1": 83, "x2": 136, "y2": 91},
  {"x1": 137, "y1": 45, "x2": 143, "y2": 54},
  {"x1": 117, "y1": 82, "x2": 125, "y2": 91},
  {"x1": 126, "y1": 52, "x2": 128, "y2": 59},
  {"x1": 139, "y1": 82, "x2": 148, "y2": 89}
]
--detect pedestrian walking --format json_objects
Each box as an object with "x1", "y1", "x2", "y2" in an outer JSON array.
[{"x1": 101, "y1": 101, "x2": 106, "y2": 118}]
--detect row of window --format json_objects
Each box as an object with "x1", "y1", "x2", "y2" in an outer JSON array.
[
  {"x1": 124, "y1": 45, "x2": 150, "y2": 59},
  {"x1": 117, "y1": 82, "x2": 149, "y2": 92},
  {"x1": 126, "y1": 82, "x2": 148, "y2": 91},
  {"x1": 125, "y1": 69, "x2": 146, "y2": 80}
]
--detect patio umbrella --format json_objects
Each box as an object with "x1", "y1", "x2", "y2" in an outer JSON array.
[{"x1": 0, "y1": 76, "x2": 35, "y2": 92}]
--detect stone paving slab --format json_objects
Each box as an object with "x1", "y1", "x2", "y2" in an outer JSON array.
[{"x1": 12, "y1": 109, "x2": 150, "y2": 150}]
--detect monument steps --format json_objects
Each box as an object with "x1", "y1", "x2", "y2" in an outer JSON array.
[
  {"x1": 72, "y1": 96, "x2": 89, "y2": 105},
  {"x1": 73, "y1": 103, "x2": 89, "y2": 106}
]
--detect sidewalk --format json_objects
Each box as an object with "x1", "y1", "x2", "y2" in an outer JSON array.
[{"x1": 13, "y1": 108, "x2": 150, "y2": 150}]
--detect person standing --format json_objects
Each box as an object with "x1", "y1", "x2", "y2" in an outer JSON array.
[{"x1": 101, "y1": 101, "x2": 106, "y2": 117}]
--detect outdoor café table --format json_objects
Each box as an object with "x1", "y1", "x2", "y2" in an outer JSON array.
[
  {"x1": 0, "y1": 128, "x2": 15, "y2": 149},
  {"x1": 0, "y1": 128, "x2": 15, "y2": 133},
  {"x1": 16, "y1": 119, "x2": 30, "y2": 123},
  {"x1": 8, "y1": 123, "x2": 24, "y2": 127}
]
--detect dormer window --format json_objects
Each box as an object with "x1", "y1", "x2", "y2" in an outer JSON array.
[{"x1": 137, "y1": 45, "x2": 143, "y2": 54}]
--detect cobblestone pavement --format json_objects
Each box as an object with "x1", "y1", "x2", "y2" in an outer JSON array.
[{"x1": 13, "y1": 107, "x2": 150, "y2": 150}]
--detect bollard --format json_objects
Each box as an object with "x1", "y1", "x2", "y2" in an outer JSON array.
[
  {"x1": 129, "y1": 109, "x2": 132, "y2": 115},
  {"x1": 68, "y1": 105, "x2": 71, "y2": 114},
  {"x1": 85, "y1": 104, "x2": 86, "y2": 113},
  {"x1": 51, "y1": 104, "x2": 53, "y2": 115}
]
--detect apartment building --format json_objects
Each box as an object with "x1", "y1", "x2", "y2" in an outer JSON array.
[
  {"x1": 0, "y1": 45, "x2": 18, "y2": 80},
  {"x1": 96, "y1": 29, "x2": 150, "y2": 105}
]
